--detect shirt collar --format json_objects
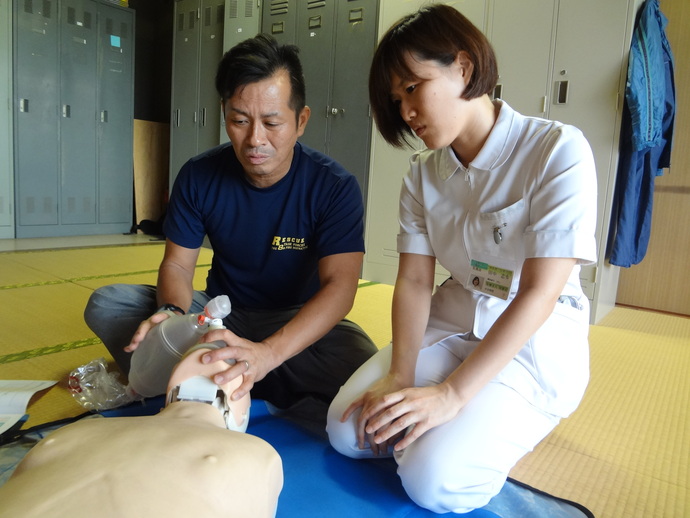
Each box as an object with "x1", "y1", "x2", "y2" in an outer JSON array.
[{"x1": 437, "y1": 100, "x2": 521, "y2": 181}]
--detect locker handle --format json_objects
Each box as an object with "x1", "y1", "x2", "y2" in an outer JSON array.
[
  {"x1": 330, "y1": 107, "x2": 345, "y2": 116},
  {"x1": 175, "y1": 109, "x2": 181, "y2": 127},
  {"x1": 19, "y1": 98, "x2": 29, "y2": 112},
  {"x1": 201, "y1": 107, "x2": 207, "y2": 127},
  {"x1": 62, "y1": 105, "x2": 71, "y2": 118},
  {"x1": 493, "y1": 84, "x2": 503, "y2": 100},
  {"x1": 554, "y1": 80, "x2": 569, "y2": 105},
  {"x1": 101, "y1": 110, "x2": 108, "y2": 123}
]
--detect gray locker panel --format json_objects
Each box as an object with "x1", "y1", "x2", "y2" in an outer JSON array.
[
  {"x1": 328, "y1": 0, "x2": 378, "y2": 203},
  {"x1": 296, "y1": 0, "x2": 335, "y2": 153},
  {"x1": 0, "y1": 0, "x2": 13, "y2": 236},
  {"x1": 97, "y1": 2, "x2": 133, "y2": 225},
  {"x1": 197, "y1": 0, "x2": 224, "y2": 154},
  {"x1": 261, "y1": 0, "x2": 297, "y2": 46},
  {"x1": 225, "y1": 0, "x2": 260, "y2": 43},
  {"x1": 60, "y1": 0, "x2": 97, "y2": 225},
  {"x1": 489, "y1": 0, "x2": 555, "y2": 117},
  {"x1": 170, "y1": 0, "x2": 201, "y2": 185},
  {"x1": 14, "y1": 0, "x2": 60, "y2": 229}
]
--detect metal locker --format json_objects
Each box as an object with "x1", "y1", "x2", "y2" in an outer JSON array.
[
  {"x1": 261, "y1": 0, "x2": 297, "y2": 46},
  {"x1": 221, "y1": 0, "x2": 261, "y2": 144},
  {"x1": 197, "y1": 0, "x2": 225, "y2": 155},
  {"x1": 488, "y1": 0, "x2": 555, "y2": 117},
  {"x1": 170, "y1": 0, "x2": 201, "y2": 185},
  {"x1": 60, "y1": 0, "x2": 97, "y2": 225},
  {"x1": 14, "y1": 0, "x2": 60, "y2": 229},
  {"x1": 97, "y1": 1, "x2": 134, "y2": 226},
  {"x1": 296, "y1": 0, "x2": 335, "y2": 153},
  {"x1": 169, "y1": 0, "x2": 225, "y2": 187},
  {"x1": 0, "y1": 0, "x2": 13, "y2": 237},
  {"x1": 224, "y1": 0, "x2": 261, "y2": 51},
  {"x1": 328, "y1": 0, "x2": 378, "y2": 204}
]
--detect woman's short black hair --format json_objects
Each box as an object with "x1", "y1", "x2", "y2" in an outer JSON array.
[
  {"x1": 369, "y1": 4, "x2": 498, "y2": 148},
  {"x1": 215, "y1": 33, "x2": 306, "y2": 118}
]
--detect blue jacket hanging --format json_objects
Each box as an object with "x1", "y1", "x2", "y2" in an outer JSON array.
[{"x1": 609, "y1": 0, "x2": 675, "y2": 268}]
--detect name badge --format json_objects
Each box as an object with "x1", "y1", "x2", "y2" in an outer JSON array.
[{"x1": 468, "y1": 259, "x2": 513, "y2": 300}]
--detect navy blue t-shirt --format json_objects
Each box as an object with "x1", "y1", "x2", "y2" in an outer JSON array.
[{"x1": 164, "y1": 142, "x2": 365, "y2": 310}]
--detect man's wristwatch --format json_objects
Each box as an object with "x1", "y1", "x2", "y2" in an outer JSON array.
[{"x1": 157, "y1": 303, "x2": 186, "y2": 315}]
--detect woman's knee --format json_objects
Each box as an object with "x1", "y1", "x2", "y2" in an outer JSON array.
[
  {"x1": 326, "y1": 391, "x2": 356, "y2": 457},
  {"x1": 398, "y1": 456, "x2": 505, "y2": 514}
]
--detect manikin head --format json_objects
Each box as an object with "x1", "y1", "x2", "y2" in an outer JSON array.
[{"x1": 166, "y1": 344, "x2": 251, "y2": 433}]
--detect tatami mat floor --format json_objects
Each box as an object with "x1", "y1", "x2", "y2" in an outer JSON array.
[{"x1": 1, "y1": 234, "x2": 688, "y2": 517}]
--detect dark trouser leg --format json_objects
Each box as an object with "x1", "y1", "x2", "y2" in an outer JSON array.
[{"x1": 230, "y1": 307, "x2": 377, "y2": 432}]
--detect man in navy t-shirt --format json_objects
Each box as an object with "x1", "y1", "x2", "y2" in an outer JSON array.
[{"x1": 84, "y1": 34, "x2": 377, "y2": 430}]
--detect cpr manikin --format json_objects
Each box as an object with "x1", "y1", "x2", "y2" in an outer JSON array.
[{"x1": 0, "y1": 347, "x2": 282, "y2": 518}]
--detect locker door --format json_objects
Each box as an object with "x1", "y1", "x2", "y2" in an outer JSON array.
[
  {"x1": 328, "y1": 0, "x2": 378, "y2": 202},
  {"x1": 261, "y1": 0, "x2": 297, "y2": 46},
  {"x1": 14, "y1": 0, "x2": 59, "y2": 229},
  {"x1": 97, "y1": 2, "x2": 134, "y2": 226},
  {"x1": 221, "y1": 0, "x2": 261, "y2": 144},
  {"x1": 548, "y1": 1, "x2": 630, "y2": 247},
  {"x1": 548, "y1": 0, "x2": 631, "y2": 313},
  {"x1": 197, "y1": 0, "x2": 224, "y2": 154},
  {"x1": 224, "y1": 0, "x2": 261, "y2": 51},
  {"x1": 296, "y1": 0, "x2": 335, "y2": 153},
  {"x1": 489, "y1": 0, "x2": 555, "y2": 117},
  {"x1": 60, "y1": 0, "x2": 97, "y2": 225},
  {"x1": 0, "y1": 0, "x2": 13, "y2": 236},
  {"x1": 170, "y1": 0, "x2": 201, "y2": 185}
]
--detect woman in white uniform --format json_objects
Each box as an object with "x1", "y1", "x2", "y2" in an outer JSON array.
[{"x1": 326, "y1": 4, "x2": 597, "y2": 514}]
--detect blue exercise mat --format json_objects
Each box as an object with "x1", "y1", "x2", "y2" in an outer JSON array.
[
  {"x1": 100, "y1": 398, "x2": 592, "y2": 518},
  {"x1": 1, "y1": 399, "x2": 593, "y2": 518}
]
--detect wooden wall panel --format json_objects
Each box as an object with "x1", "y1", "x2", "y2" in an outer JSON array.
[
  {"x1": 616, "y1": 0, "x2": 690, "y2": 316},
  {"x1": 133, "y1": 120, "x2": 170, "y2": 227}
]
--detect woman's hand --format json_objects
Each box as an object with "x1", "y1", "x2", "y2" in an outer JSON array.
[
  {"x1": 341, "y1": 373, "x2": 410, "y2": 455},
  {"x1": 361, "y1": 382, "x2": 463, "y2": 452}
]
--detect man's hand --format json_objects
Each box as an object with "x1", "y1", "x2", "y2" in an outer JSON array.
[
  {"x1": 124, "y1": 311, "x2": 174, "y2": 353},
  {"x1": 199, "y1": 328, "x2": 278, "y2": 402}
]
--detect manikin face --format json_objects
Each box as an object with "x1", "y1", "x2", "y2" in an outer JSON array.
[
  {"x1": 222, "y1": 69, "x2": 310, "y2": 188},
  {"x1": 390, "y1": 52, "x2": 473, "y2": 151}
]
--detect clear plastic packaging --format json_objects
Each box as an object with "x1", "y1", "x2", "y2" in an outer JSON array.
[
  {"x1": 68, "y1": 357, "x2": 134, "y2": 411},
  {"x1": 126, "y1": 295, "x2": 231, "y2": 398}
]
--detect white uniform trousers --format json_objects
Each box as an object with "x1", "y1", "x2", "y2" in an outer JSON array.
[{"x1": 326, "y1": 341, "x2": 561, "y2": 514}]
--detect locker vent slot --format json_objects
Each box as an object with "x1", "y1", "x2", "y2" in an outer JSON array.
[
  {"x1": 228, "y1": 0, "x2": 238, "y2": 19},
  {"x1": 84, "y1": 11, "x2": 92, "y2": 29},
  {"x1": 67, "y1": 6, "x2": 75, "y2": 24},
  {"x1": 307, "y1": 0, "x2": 326, "y2": 9},
  {"x1": 217, "y1": 5, "x2": 224, "y2": 24},
  {"x1": 308, "y1": 15, "x2": 321, "y2": 29},
  {"x1": 270, "y1": 0, "x2": 288, "y2": 16},
  {"x1": 42, "y1": 0, "x2": 51, "y2": 18},
  {"x1": 348, "y1": 7, "x2": 363, "y2": 23},
  {"x1": 188, "y1": 10, "x2": 196, "y2": 30},
  {"x1": 271, "y1": 21, "x2": 284, "y2": 34},
  {"x1": 245, "y1": 0, "x2": 253, "y2": 17},
  {"x1": 120, "y1": 22, "x2": 128, "y2": 38},
  {"x1": 177, "y1": 12, "x2": 184, "y2": 31},
  {"x1": 204, "y1": 6, "x2": 211, "y2": 25},
  {"x1": 24, "y1": 0, "x2": 32, "y2": 15}
]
